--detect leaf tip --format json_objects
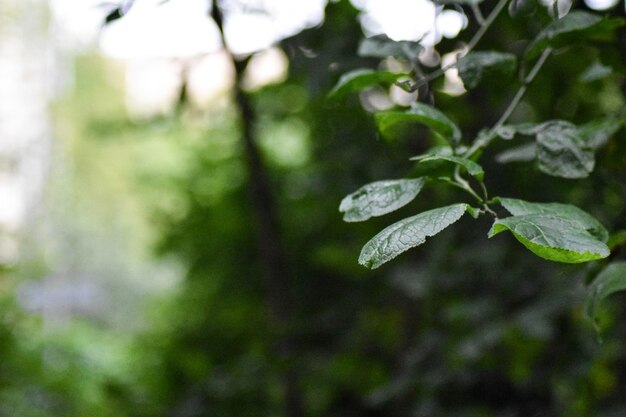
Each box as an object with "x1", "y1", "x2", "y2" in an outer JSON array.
[
  {"x1": 357, "y1": 252, "x2": 378, "y2": 269},
  {"x1": 487, "y1": 221, "x2": 503, "y2": 238},
  {"x1": 465, "y1": 204, "x2": 481, "y2": 219}
]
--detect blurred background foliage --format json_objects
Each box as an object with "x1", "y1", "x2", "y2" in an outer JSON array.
[{"x1": 1, "y1": 0, "x2": 626, "y2": 416}]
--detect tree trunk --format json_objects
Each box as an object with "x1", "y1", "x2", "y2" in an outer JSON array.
[{"x1": 210, "y1": 3, "x2": 305, "y2": 417}]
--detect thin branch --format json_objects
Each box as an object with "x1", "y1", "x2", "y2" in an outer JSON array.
[
  {"x1": 466, "y1": 0, "x2": 508, "y2": 51},
  {"x1": 400, "y1": 0, "x2": 509, "y2": 92},
  {"x1": 491, "y1": 47, "x2": 553, "y2": 132},
  {"x1": 479, "y1": 180, "x2": 489, "y2": 202},
  {"x1": 464, "y1": 47, "x2": 553, "y2": 157},
  {"x1": 452, "y1": 165, "x2": 497, "y2": 217},
  {"x1": 453, "y1": 166, "x2": 483, "y2": 203},
  {"x1": 552, "y1": 0, "x2": 560, "y2": 19},
  {"x1": 471, "y1": 2, "x2": 486, "y2": 26}
]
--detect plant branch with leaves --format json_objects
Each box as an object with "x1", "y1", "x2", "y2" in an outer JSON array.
[{"x1": 332, "y1": 1, "x2": 626, "y2": 328}]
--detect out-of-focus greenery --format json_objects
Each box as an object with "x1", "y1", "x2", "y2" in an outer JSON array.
[{"x1": 1, "y1": 1, "x2": 626, "y2": 416}]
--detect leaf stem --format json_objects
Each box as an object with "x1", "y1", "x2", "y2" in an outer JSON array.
[
  {"x1": 552, "y1": 0, "x2": 560, "y2": 19},
  {"x1": 483, "y1": 205, "x2": 498, "y2": 217},
  {"x1": 451, "y1": 166, "x2": 497, "y2": 216},
  {"x1": 471, "y1": 2, "x2": 486, "y2": 26},
  {"x1": 466, "y1": 0, "x2": 509, "y2": 51},
  {"x1": 493, "y1": 47, "x2": 552, "y2": 131},
  {"x1": 479, "y1": 180, "x2": 489, "y2": 201},
  {"x1": 453, "y1": 166, "x2": 483, "y2": 203}
]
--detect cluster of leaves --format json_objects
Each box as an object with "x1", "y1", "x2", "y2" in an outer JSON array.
[
  {"x1": 333, "y1": 8, "x2": 626, "y2": 325},
  {"x1": 132, "y1": 2, "x2": 626, "y2": 416},
  {"x1": 6, "y1": 2, "x2": 626, "y2": 417}
]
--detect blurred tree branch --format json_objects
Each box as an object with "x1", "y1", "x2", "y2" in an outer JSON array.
[{"x1": 210, "y1": 2, "x2": 304, "y2": 417}]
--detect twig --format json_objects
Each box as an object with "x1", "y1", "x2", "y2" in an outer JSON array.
[
  {"x1": 400, "y1": 0, "x2": 509, "y2": 92},
  {"x1": 492, "y1": 47, "x2": 552, "y2": 131},
  {"x1": 453, "y1": 166, "x2": 483, "y2": 203},
  {"x1": 552, "y1": 0, "x2": 560, "y2": 18},
  {"x1": 471, "y1": 2, "x2": 486, "y2": 26},
  {"x1": 466, "y1": 0, "x2": 509, "y2": 51},
  {"x1": 464, "y1": 47, "x2": 553, "y2": 157}
]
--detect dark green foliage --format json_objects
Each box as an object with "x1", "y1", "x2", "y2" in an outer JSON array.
[
  {"x1": 339, "y1": 7, "x2": 624, "y2": 273},
  {"x1": 579, "y1": 116, "x2": 624, "y2": 149},
  {"x1": 411, "y1": 154, "x2": 485, "y2": 180},
  {"x1": 579, "y1": 61, "x2": 613, "y2": 83},
  {"x1": 489, "y1": 214, "x2": 610, "y2": 263},
  {"x1": 359, "y1": 203, "x2": 472, "y2": 268},
  {"x1": 534, "y1": 121, "x2": 595, "y2": 179},
  {"x1": 329, "y1": 69, "x2": 407, "y2": 100},
  {"x1": 358, "y1": 34, "x2": 423, "y2": 61},
  {"x1": 375, "y1": 103, "x2": 462, "y2": 144},
  {"x1": 145, "y1": 3, "x2": 626, "y2": 415},
  {"x1": 586, "y1": 262, "x2": 626, "y2": 329},
  {"x1": 4, "y1": 1, "x2": 626, "y2": 417},
  {"x1": 340, "y1": 178, "x2": 425, "y2": 222},
  {"x1": 499, "y1": 198, "x2": 609, "y2": 242},
  {"x1": 457, "y1": 51, "x2": 517, "y2": 89},
  {"x1": 524, "y1": 11, "x2": 625, "y2": 60}
]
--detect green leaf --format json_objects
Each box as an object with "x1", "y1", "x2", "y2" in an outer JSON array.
[
  {"x1": 495, "y1": 118, "x2": 621, "y2": 168},
  {"x1": 586, "y1": 262, "x2": 626, "y2": 325},
  {"x1": 607, "y1": 230, "x2": 626, "y2": 250},
  {"x1": 495, "y1": 123, "x2": 543, "y2": 139},
  {"x1": 508, "y1": 0, "x2": 535, "y2": 17},
  {"x1": 534, "y1": 121, "x2": 594, "y2": 179},
  {"x1": 579, "y1": 61, "x2": 612, "y2": 83},
  {"x1": 408, "y1": 147, "x2": 458, "y2": 178},
  {"x1": 411, "y1": 154, "x2": 484, "y2": 181},
  {"x1": 329, "y1": 69, "x2": 406, "y2": 100},
  {"x1": 422, "y1": 146, "x2": 454, "y2": 157},
  {"x1": 499, "y1": 198, "x2": 609, "y2": 242},
  {"x1": 358, "y1": 34, "x2": 423, "y2": 61},
  {"x1": 465, "y1": 205, "x2": 481, "y2": 219},
  {"x1": 375, "y1": 103, "x2": 462, "y2": 145},
  {"x1": 578, "y1": 117, "x2": 623, "y2": 150},
  {"x1": 457, "y1": 51, "x2": 517, "y2": 89},
  {"x1": 489, "y1": 214, "x2": 610, "y2": 263},
  {"x1": 339, "y1": 178, "x2": 425, "y2": 222},
  {"x1": 359, "y1": 204, "x2": 470, "y2": 269},
  {"x1": 495, "y1": 142, "x2": 536, "y2": 164},
  {"x1": 525, "y1": 12, "x2": 625, "y2": 61}
]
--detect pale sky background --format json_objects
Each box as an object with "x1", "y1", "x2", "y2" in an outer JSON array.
[
  {"x1": 48, "y1": 0, "x2": 620, "y2": 60},
  {"x1": 50, "y1": 0, "x2": 469, "y2": 57}
]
